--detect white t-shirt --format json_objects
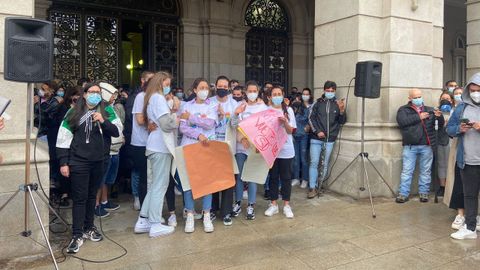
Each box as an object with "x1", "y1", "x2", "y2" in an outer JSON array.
[
  {"x1": 210, "y1": 96, "x2": 238, "y2": 142},
  {"x1": 146, "y1": 93, "x2": 171, "y2": 153},
  {"x1": 271, "y1": 106, "x2": 296, "y2": 159},
  {"x1": 236, "y1": 103, "x2": 269, "y2": 155},
  {"x1": 180, "y1": 100, "x2": 218, "y2": 146},
  {"x1": 131, "y1": 92, "x2": 149, "y2": 147}
]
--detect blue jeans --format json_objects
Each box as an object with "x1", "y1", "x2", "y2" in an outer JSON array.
[
  {"x1": 293, "y1": 135, "x2": 309, "y2": 181},
  {"x1": 235, "y1": 153, "x2": 257, "y2": 204},
  {"x1": 308, "y1": 139, "x2": 335, "y2": 189},
  {"x1": 131, "y1": 169, "x2": 140, "y2": 197},
  {"x1": 398, "y1": 145, "x2": 433, "y2": 197},
  {"x1": 102, "y1": 154, "x2": 120, "y2": 186},
  {"x1": 184, "y1": 191, "x2": 212, "y2": 212}
]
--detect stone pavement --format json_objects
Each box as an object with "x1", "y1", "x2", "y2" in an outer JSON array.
[{"x1": 7, "y1": 187, "x2": 480, "y2": 270}]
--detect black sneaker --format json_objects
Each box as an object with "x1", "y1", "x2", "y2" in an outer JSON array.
[
  {"x1": 94, "y1": 205, "x2": 110, "y2": 218},
  {"x1": 419, "y1": 193, "x2": 429, "y2": 203},
  {"x1": 83, "y1": 226, "x2": 103, "y2": 242},
  {"x1": 209, "y1": 210, "x2": 217, "y2": 222},
  {"x1": 232, "y1": 201, "x2": 242, "y2": 217},
  {"x1": 246, "y1": 204, "x2": 255, "y2": 220},
  {"x1": 103, "y1": 201, "x2": 120, "y2": 211},
  {"x1": 436, "y1": 187, "x2": 445, "y2": 197},
  {"x1": 263, "y1": 190, "x2": 270, "y2": 200},
  {"x1": 66, "y1": 236, "x2": 83, "y2": 254},
  {"x1": 223, "y1": 214, "x2": 233, "y2": 226},
  {"x1": 395, "y1": 195, "x2": 409, "y2": 203}
]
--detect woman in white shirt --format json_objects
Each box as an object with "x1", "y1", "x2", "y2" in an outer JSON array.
[{"x1": 264, "y1": 85, "x2": 296, "y2": 219}]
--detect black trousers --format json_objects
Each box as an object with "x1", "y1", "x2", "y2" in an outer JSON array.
[
  {"x1": 212, "y1": 187, "x2": 234, "y2": 218},
  {"x1": 460, "y1": 164, "x2": 480, "y2": 231},
  {"x1": 165, "y1": 174, "x2": 176, "y2": 212},
  {"x1": 130, "y1": 145, "x2": 148, "y2": 206},
  {"x1": 269, "y1": 158, "x2": 293, "y2": 201},
  {"x1": 46, "y1": 127, "x2": 59, "y2": 181},
  {"x1": 70, "y1": 161, "x2": 103, "y2": 237},
  {"x1": 449, "y1": 163, "x2": 464, "y2": 210}
]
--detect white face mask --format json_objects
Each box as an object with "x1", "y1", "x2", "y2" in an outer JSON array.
[
  {"x1": 197, "y1": 90, "x2": 209, "y2": 101},
  {"x1": 247, "y1": 92, "x2": 258, "y2": 102},
  {"x1": 471, "y1": 92, "x2": 480, "y2": 103}
]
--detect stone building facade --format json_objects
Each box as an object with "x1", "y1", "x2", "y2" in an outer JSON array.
[{"x1": 0, "y1": 0, "x2": 479, "y2": 260}]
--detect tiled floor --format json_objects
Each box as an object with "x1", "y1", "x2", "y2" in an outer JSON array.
[{"x1": 7, "y1": 187, "x2": 480, "y2": 270}]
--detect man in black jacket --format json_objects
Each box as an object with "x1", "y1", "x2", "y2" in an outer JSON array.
[
  {"x1": 307, "y1": 81, "x2": 346, "y2": 198},
  {"x1": 396, "y1": 88, "x2": 444, "y2": 203}
]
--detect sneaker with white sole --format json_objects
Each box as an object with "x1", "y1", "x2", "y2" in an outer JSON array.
[
  {"x1": 450, "y1": 224, "x2": 477, "y2": 240},
  {"x1": 134, "y1": 217, "x2": 151, "y2": 234},
  {"x1": 161, "y1": 217, "x2": 165, "y2": 224},
  {"x1": 451, "y1": 215, "x2": 465, "y2": 230},
  {"x1": 246, "y1": 204, "x2": 255, "y2": 220},
  {"x1": 133, "y1": 197, "x2": 140, "y2": 211},
  {"x1": 283, "y1": 205, "x2": 294, "y2": 218},
  {"x1": 83, "y1": 226, "x2": 103, "y2": 242},
  {"x1": 264, "y1": 204, "x2": 279, "y2": 217},
  {"x1": 223, "y1": 214, "x2": 233, "y2": 226},
  {"x1": 149, "y1": 222, "x2": 175, "y2": 238},
  {"x1": 66, "y1": 236, "x2": 83, "y2": 254},
  {"x1": 183, "y1": 209, "x2": 203, "y2": 220},
  {"x1": 232, "y1": 201, "x2": 242, "y2": 217},
  {"x1": 291, "y1": 179, "x2": 300, "y2": 186},
  {"x1": 184, "y1": 213, "x2": 195, "y2": 233},
  {"x1": 300, "y1": 180, "x2": 308, "y2": 189},
  {"x1": 203, "y1": 212, "x2": 214, "y2": 233},
  {"x1": 168, "y1": 214, "x2": 177, "y2": 227}
]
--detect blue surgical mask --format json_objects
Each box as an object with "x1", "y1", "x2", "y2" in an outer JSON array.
[
  {"x1": 272, "y1": 96, "x2": 283, "y2": 106},
  {"x1": 412, "y1": 97, "x2": 423, "y2": 107},
  {"x1": 454, "y1": 94, "x2": 462, "y2": 103},
  {"x1": 175, "y1": 92, "x2": 184, "y2": 99},
  {"x1": 163, "y1": 86, "x2": 171, "y2": 95},
  {"x1": 447, "y1": 87, "x2": 455, "y2": 93},
  {"x1": 86, "y1": 93, "x2": 102, "y2": 107},
  {"x1": 57, "y1": 91, "x2": 64, "y2": 97},
  {"x1": 325, "y1": 92, "x2": 335, "y2": 100}
]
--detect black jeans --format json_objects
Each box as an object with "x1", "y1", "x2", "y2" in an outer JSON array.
[
  {"x1": 166, "y1": 174, "x2": 176, "y2": 212},
  {"x1": 460, "y1": 164, "x2": 480, "y2": 231},
  {"x1": 70, "y1": 161, "x2": 103, "y2": 237},
  {"x1": 449, "y1": 163, "x2": 464, "y2": 210},
  {"x1": 47, "y1": 127, "x2": 59, "y2": 181},
  {"x1": 212, "y1": 187, "x2": 234, "y2": 218},
  {"x1": 130, "y1": 145, "x2": 148, "y2": 206},
  {"x1": 269, "y1": 158, "x2": 293, "y2": 201}
]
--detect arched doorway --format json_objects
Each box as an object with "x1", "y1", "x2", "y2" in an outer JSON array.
[
  {"x1": 245, "y1": 0, "x2": 289, "y2": 88},
  {"x1": 48, "y1": 0, "x2": 179, "y2": 87}
]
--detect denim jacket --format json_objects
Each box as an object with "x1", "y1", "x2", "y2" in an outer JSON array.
[
  {"x1": 446, "y1": 103, "x2": 466, "y2": 169},
  {"x1": 294, "y1": 105, "x2": 310, "y2": 138}
]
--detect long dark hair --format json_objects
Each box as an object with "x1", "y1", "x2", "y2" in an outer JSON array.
[
  {"x1": 67, "y1": 83, "x2": 109, "y2": 131},
  {"x1": 268, "y1": 85, "x2": 289, "y2": 120}
]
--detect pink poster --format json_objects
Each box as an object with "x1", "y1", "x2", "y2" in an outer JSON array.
[{"x1": 238, "y1": 109, "x2": 288, "y2": 167}]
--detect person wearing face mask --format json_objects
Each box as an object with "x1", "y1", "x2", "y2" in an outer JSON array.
[
  {"x1": 175, "y1": 87, "x2": 185, "y2": 101},
  {"x1": 447, "y1": 73, "x2": 480, "y2": 240},
  {"x1": 231, "y1": 80, "x2": 269, "y2": 220},
  {"x1": 56, "y1": 83, "x2": 121, "y2": 254},
  {"x1": 435, "y1": 92, "x2": 454, "y2": 199},
  {"x1": 291, "y1": 88, "x2": 314, "y2": 189},
  {"x1": 232, "y1": 86, "x2": 245, "y2": 102},
  {"x1": 209, "y1": 75, "x2": 238, "y2": 226},
  {"x1": 453, "y1": 87, "x2": 463, "y2": 104},
  {"x1": 307, "y1": 81, "x2": 346, "y2": 198},
  {"x1": 445, "y1": 80, "x2": 458, "y2": 95},
  {"x1": 178, "y1": 78, "x2": 217, "y2": 233},
  {"x1": 396, "y1": 88, "x2": 444, "y2": 203}
]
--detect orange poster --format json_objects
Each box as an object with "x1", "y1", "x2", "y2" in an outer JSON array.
[{"x1": 183, "y1": 141, "x2": 236, "y2": 199}]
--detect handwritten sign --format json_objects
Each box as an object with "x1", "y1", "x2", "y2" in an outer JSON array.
[{"x1": 238, "y1": 109, "x2": 288, "y2": 167}]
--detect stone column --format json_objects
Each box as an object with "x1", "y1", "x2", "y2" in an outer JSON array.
[
  {"x1": 290, "y1": 32, "x2": 314, "y2": 89},
  {"x1": 467, "y1": 0, "x2": 480, "y2": 77},
  {"x1": 0, "y1": 0, "x2": 51, "y2": 260},
  {"x1": 314, "y1": 0, "x2": 444, "y2": 198}
]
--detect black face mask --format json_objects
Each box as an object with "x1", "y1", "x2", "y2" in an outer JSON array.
[
  {"x1": 217, "y1": 88, "x2": 229, "y2": 98},
  {"x1": 117, "y1": 97, "x2": 127, "y2": 105},
  {"x1": 233, "y1": 96, "x2": 244, "y2": 102}
]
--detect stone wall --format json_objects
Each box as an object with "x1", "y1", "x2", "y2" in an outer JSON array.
[
  {"x1": 314, "y1": 0, "x2": 444, "y2": 198},
  {"x1": 443, "y1": 1, "x2": 467, "y2": 85},
  {"x1": 466, "y1": 0, "x2": 480, "y2": 77},
  {"x1": 0, "y1": 0, "x2": 51, "y2": 261}
]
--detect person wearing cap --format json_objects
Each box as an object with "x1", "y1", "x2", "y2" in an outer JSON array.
[{"x1": 93, "y1": 82, "x2": 125, "y2": 217}]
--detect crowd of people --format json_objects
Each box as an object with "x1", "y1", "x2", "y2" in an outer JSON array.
[{"x1": 23, "y1": 71, "x2": 480, "y2": 254}]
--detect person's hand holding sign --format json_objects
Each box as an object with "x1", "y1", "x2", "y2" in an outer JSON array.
[{"x1": 198, "y1": 134, "x2": 209, "y2": 146}]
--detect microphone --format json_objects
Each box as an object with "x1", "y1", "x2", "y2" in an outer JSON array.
[{"x1": 93, "y1": 111, "x2": 103, "y2": 135}]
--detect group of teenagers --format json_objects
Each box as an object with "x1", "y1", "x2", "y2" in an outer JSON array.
[{"x1": 56, "y1": 70, "x2": 347, "y2": 254}]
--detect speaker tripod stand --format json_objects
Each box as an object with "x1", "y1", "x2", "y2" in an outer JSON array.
[{"x1": 327, "y1": 97, "x2": 395, "y2": 218}]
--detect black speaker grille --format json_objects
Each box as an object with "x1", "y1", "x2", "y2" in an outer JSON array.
[{"x1": 6, "y1": 39, "x2": 51, "y2": 82}]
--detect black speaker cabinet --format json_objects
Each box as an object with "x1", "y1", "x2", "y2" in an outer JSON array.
[
  {"x1": 4, "y1": 17, "x2": 53, "y2": 83},
  {"x1": 354, "y1": 61, "x2": 382, "y2": 99}
]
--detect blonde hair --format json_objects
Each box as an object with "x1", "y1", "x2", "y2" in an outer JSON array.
[{"x1": 143, "y1": 71, "x2": 172, "y2": 126}]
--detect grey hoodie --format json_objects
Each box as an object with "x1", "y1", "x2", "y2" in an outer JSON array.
[{"x1": 462, "y1": 73, "x2": 480, "y2": 165}]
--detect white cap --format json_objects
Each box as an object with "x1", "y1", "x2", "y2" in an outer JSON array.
[{"x1": 99, "y1": 82, "x2": 118, "y2": 102}]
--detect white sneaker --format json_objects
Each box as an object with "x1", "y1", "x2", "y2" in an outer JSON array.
[
  {"x1": 203, "y1": 212, "x2": 214, "y2": 233},
  {"x1": 134, "y1": 217, "x2": 151, "y2": 234},
  {"x1": 133, "y1": 197, "x2": 140, "y2": 211},
  {"x1": 161, "y1": 217, "x2": 165, "y2": 224},
  {"x1": 168, "y1": 214, "x2": 177, "y2": 227},
  {"x1": 283, "y1": 205, "x2": 294, "y2": 219},
  {"x1": 300, "y1": 180, "x2": 308, "y2": 189},
  {"x1": 183, "y1": 209, "x2": 203, "y2": 220},
  {"x1": 477, "y1": 216, "x2": 480, "y2": 231},
  {"x1": 242, "y1": 190, "x2": 248, "y2": 200},
  {"x1": 451, "y1": 215, "x2": 465, "y2": 230},
  {"x1": 149, "y1": 222, "x2": 174, "y2": 238},
  {"x1": 291, "y1": 179, "x2": 300, "y2": 186},
  {"x1": 174, "y1": 187, "x2": 182, "y2": 196},
  {"x1": 184, "y1": 213, "x2": 195, "y2": 233},
  {"x1": 264, "y1": 204, "x2": 279, "y2": 217},
  {"x1": 450, "y1": 224, "x2": 477, "y2": 240}
]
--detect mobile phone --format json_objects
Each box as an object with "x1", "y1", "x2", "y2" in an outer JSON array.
[
  {"x1": 460, "y1": 118, "x2": 473, "y2": 126},
  {"x1": 0, "y1": 96, "x2": 11, "y2": 117}
]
